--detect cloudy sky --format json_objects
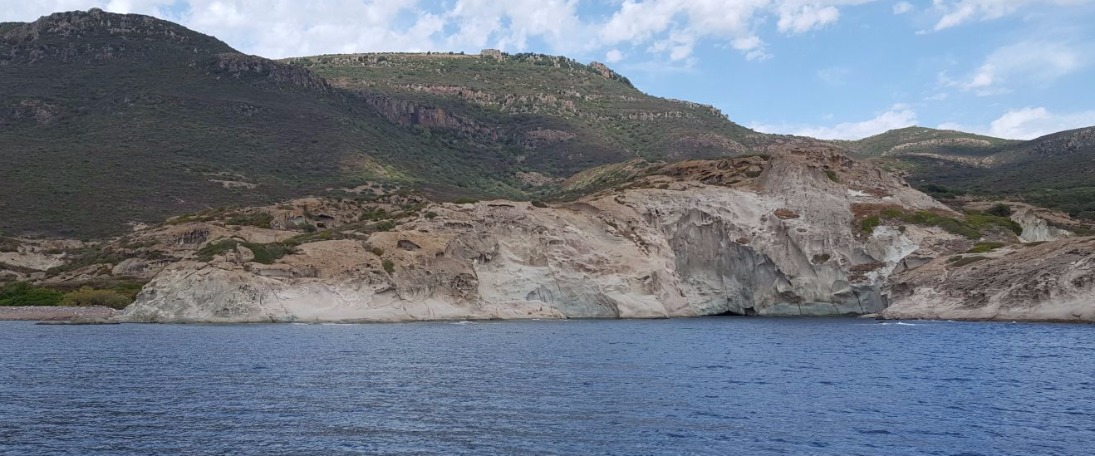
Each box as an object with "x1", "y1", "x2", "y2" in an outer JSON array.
[{"x1": 5, "y1": 0, "x2": 1095, "y2": 140}]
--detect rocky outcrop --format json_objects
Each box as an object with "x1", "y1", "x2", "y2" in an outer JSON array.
[
  {"x1": 883, "y1": 237, "x2": 1095, "y2": 322},
  {"x1": 119, "y1": 150, "x2": 956, "y2": 323},
  {"x1": 1012, "y1": 206, "x2": 1072, "y2": 242},
  {"x1": 210, "y1": 54, "x2": 331, "y2": 93},
  {"x1": 1, "y1": 8, "x2": 235, "y2": 64},
  {"x1": 360, "y1": 93, "x2": 498, "y2": 139}
]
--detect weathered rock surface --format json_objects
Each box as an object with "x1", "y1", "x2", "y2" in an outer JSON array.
[
  {"x1": 883, "y1": 237, "x2": 1095, "y2": 322},
  {"x1": 120, "y1": 150, "x2": 954, "y2": 323}
]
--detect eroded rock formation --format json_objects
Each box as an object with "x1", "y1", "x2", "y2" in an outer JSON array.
[{"x1": 119, "y1": 149, "x2": 958, "y2": 323}]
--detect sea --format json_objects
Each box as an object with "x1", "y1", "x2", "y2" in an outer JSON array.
[{"x1": 1, "y1": 317, "x2": 1093, "y2": 455}]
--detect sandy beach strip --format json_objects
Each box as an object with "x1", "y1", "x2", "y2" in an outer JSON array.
[{"x1": 0, "y1": 306, "x2": 119, "y2": 321}]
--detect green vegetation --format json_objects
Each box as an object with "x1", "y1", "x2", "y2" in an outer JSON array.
[
  {"x1": 225, "y1": 212, "x2": 274, "y2": 228},
  {"x1": 968, "y1": 242, "x2": 1006, "y2": 253},
  {"x1": 985, "y1": 203, "x2": 1012, "y2": 217},
  {"x1": 61, "y1": 287, "x2": 132, "y2": 309},
  {"x1": 45, "y1": 244, "x2": 130, "y2": 276},
  {"x1": 0, "y1": 280, "x2": 144, "y2": 308},
  {"x1": 947, "y1": 255, "x2": 989, "y2": 267},
  {"x1": 845, "y1": 126, "x2": 1017, "y2": 159},
  {"x1": 0, "y1": 10, "x2": 778, "y2": 238},
  {"x1": 382, "y1": 259, "x2": 395, "y2": 274},
  {"x1": 358, "y1": 207, "x2": 389, "y2": 221},
  {"x1": 0, "y1": 282, "x2": 64, "y2": 306},
  {"x1": 860, "y1": 216, "x2": 881, "y2": 234},
  {"x1": 964, "y1": 212, "x2": 1023, "y2": 236},
  {"x1": 848, "y1": 127, "x2": 1095, "y2": 220},
  {"x1": 196, "y1": 239, "x2": 296, "y2": 264},
  {"x1": 373, "y1": 221, "x2": 398, "y2": 232},
  {"x1": 825, "y1": 170, "x2": 840, "y2": 183},
  {"x1": 864, "y1": 207, "x2": 1021, "y2": 239}
]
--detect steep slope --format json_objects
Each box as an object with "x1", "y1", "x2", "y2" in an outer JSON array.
[
  {"x1": 847, "y1": 126, "x2": 1095, "y2": 219},
  {"x1": 0, "y1": 9, "x2": 425, "y2": 237},
  {"x1": 286, "y1": 51, "x2": 766, "y2": 177}
]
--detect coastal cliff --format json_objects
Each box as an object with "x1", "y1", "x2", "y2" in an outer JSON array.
[{"x1": 120, "y1": 148, "x2": 959, "y2": 323}]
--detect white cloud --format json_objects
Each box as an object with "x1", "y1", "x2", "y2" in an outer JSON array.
[
  {"x1": 749, "y1": 104, "x2": 918, "y2": 140},
  {"x1": 940, "y1": 107, "x2": 1095, "y2": 139},
  {"x1": 604, "y1": 49, "x2": 623, "y2": 63},
  {"x1": 776, "y1": 3, "x2": 842, "y2": 34},
  {"x1": 893, "y1": 1, "x2": 913, "y2": 14},
  {"x1": 0, "y1": 0, "x2": 879, "y2": 62},
  {"x1": 943, "y1": 41, "x2": 1086, "y2": 95},
  {"x1": 930, "y1": 0, "x2": 1095, "y2": 31}
]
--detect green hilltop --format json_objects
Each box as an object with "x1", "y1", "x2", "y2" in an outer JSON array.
[{"x1": 846, "y1": 126, "x2": 1095, "y2": 219}]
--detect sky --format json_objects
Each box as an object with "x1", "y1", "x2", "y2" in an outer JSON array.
[{"x1": 3, "y1": 0, "x2": 1095, "y2": 140}]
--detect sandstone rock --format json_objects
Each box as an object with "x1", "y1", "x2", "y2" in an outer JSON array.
[
  {"x1": 883, "y1": 237, "x2": 1095, "y2": 322},
  {"x1": 120, "y1": 150, "x2": 954, "y2": 323}
]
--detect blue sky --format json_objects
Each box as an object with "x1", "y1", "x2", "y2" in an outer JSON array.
[{"x1": 5, "y1": 1, "x2": 1095, "y2": 139}]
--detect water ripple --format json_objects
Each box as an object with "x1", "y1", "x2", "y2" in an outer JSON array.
[{"x1": 1, "y1": 318, "x2": 1093, "y2": 455}]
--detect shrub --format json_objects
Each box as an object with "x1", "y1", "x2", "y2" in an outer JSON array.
[
  {"x1": 967, "y1": 241, "x2": 1005, "y2": 254},
  {"x1": 965, "y1": 213, "x2": 1022, "y2": 236},
  {"x1": 986, "y1": 203, "x2": 1012, "y2": 218},
  {"x1": 530, "y1": 200, "x2": 548, "y2": 208},
  {"x1": 382, "y1": 259, "x2": 395, "y2": 274},
  {"x1": 860, "y1": 216, "x2": 881, "y2": 234},
  {"x1": 225, "y1": 212, "x2": 274, "y2": 229},
  {"x1": 196, "y1": 240, "x2": 296, "y2": 264},
  {"x1": 948, "y1": 256, "x2": 988, "y2": 267},
  {"x1": 824, "y1": 170, "x2": 840, "y2": 183},
  {"x1": 0, "y1": 282, "x2": 64, "y2": 306},
  {"x1": 61, "y1": 287, "x2": 132, "y2": 310},
  {"x1": 359, "y1": 208, "x2": 389, "y2": 221},
  {"x1": 424, "y1": 211, "x2": 439, "y2": 219},
  {"x1": 0, "y1": 237, "x2": 20, "y2": 253},
  {"x1": 374, "y1": 221, "x2": 398, "y2": 232},
  {"x1": 899, "y1": 211, "x2": 981, "y2": 239}
]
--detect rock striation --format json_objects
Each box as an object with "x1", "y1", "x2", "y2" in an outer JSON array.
[
  {"x1": 883, "y1": 237, "x2": 1095, "y2": 321},
  {"x1": 120, "y1": 149, "x2": 955, "y2": 323}
]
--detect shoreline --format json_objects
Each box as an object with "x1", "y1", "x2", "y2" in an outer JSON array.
[
  {"x1": 3, "y1": 306, "x2": 1093, "y2": 325},
  {"x1": 0, "y1": 306, "x2": 119, "y2": 322}
]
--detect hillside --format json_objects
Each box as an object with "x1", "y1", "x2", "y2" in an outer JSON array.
[
  {"x1": 4, "y1": 9, "x2": 1093, "y2": 238},
  {"x1": 0, "y1": 9, "x2": 433, "y2": 237},
  {"x1": 285, "y1": 52, "x2": 765, "y2": 175},
  {"x1": 847, "y1": 127, "x2": 1095, "y2": 219},
  {"x1": 1, "y1": 9, "x2": 791, "y2": 239},
  {"x1": 844, "y1": 126, "x2": 1018, "y2": 160}
]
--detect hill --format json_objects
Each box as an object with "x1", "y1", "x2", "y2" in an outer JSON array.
[
  {"x1": 284, "y1": 51, "x2": 765, "y2": 176},
  {"x1": 2, "y1": 9, "x2": 809, "y2": 239},
  {"x1": 846, "y1": 127, "x2": 1095, "y2": 219},
  {"x1": 1, "y1": 9, "x2": 427, "y2": 237},
  {"x1": 3, "y1": 9, "x2": 1093, "y2": 238}
]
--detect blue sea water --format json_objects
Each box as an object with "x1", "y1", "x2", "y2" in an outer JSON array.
[{"x1": 1, "y1": 317, "x2": 1093, "y2": 455}]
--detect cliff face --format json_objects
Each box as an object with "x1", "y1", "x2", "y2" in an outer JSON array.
[
  {"x1": 883, "y1": 237, "x2": 1095, "y2": 321},
  {"x1": 119, "y1": 149, "x2": 954, "y2": 323}
]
